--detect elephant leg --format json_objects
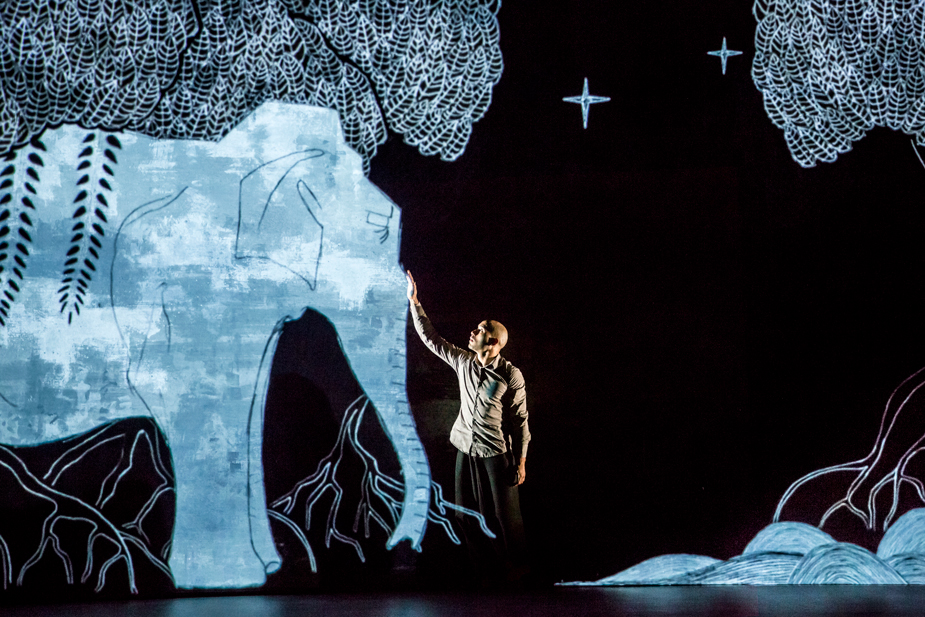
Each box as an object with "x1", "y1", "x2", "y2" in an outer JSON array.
[
  {"x1": 166, "y1": 394, "x2": 273, "y2": 588},
  {"x1": 246, "y1": 321, "x2": 286, "y2": 573},
  {"x1": 128, "y1": 314, "x2": 278, "y2": 589}
]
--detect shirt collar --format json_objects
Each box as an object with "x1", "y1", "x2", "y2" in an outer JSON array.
[{"x1": 480, "y1": 353, "x2": 502, "y2": 370}]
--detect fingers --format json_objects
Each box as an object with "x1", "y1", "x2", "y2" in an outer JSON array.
[{"x1": 405, "y1": 270, "x2": 418, "y2": 302}]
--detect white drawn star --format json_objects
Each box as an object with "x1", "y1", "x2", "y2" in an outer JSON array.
[
  {"x1": 708, "y1": 37, "x2": 743, "y2": 75},
  {"x1": 563, "y1": 78, "x2": 611, "y2": 129}
]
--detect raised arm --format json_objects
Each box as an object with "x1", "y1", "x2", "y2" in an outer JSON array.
[
  {"x1": 406, "y1": 270, "x2": 468, "y2": 368},
  {"x1": 406, "y1": 269, "x2": 419, "y2": 307}
]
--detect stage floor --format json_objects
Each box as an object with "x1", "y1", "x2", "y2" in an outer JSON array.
[{"x1": 6, "y1": 587, "x2": 925, "y2": 617}]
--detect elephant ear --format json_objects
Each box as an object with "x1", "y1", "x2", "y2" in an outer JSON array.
[{"x1": 234, "y1": 150, "x2": 329, "y2": 289}]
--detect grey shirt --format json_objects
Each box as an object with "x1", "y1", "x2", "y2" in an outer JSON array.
[{"x1": 411, "y1": 303, "x2": 530, "y2": 460}]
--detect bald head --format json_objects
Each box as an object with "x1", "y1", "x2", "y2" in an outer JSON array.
[
  {"x1": 484, "y1": 320, "x2": 508, "y2": 350},
  {"x1": 469, "y1": 319, "x2": 508, "y2": 357}
]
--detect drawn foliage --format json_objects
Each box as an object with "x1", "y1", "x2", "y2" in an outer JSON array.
[
  {"x1": 59, "y1": 131, "x2": 119, "y2": 324},
  {"x1": 0, "y1": 0, "x2": 503, "y2": 170},
  {"x1": 753, "y1": 0, "x2": 925, "y2": 166},
  {"x1": 0, "y1": 138, "x2": 42, "y2": 325},
  {"x1": 0, "y1": 0, "x2": 503, "y2": 326}
]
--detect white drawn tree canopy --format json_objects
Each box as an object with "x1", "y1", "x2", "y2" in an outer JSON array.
[
  {"x1": 0, "y1": 0, "x2": 504, "y2": 326},
  {"x1": 753, "y1": 0, "x2": 925, "y2": 167},
  {"x1": 0, "y1": 0, "x2": 503, "y2": 171}
]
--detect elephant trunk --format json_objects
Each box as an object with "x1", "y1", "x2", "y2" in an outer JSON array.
[{"x1": 331, "y1": 304, "x2": 432, "y2": 550}]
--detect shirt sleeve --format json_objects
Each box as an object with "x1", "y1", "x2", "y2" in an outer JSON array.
[
  {"x1": 504, "y1": 366, "x2": 530, "y2": 460},
  {"x1": 410, "y1": 302, "x2": 469, "y2": 369}
]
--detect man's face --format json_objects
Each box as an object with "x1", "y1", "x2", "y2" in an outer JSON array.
[{"x1": 468, "y1": 321, "x2": 494, "y2": 353}]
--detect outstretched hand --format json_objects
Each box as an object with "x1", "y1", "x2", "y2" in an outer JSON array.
[{"x1": 406, "y1": 270, "x2": 419, "y2": 305}]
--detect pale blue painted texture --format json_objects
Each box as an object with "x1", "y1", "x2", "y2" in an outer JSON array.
[{"x1": 0, "y1": 103, "x2": 431, "y2": 589}]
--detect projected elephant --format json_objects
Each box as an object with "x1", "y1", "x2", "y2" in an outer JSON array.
[{"x1": 0, "y1": 103, "x2": 431, "y2": 589}]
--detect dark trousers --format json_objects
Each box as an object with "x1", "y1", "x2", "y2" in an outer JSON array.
[{"x1": 454, "y1": 450, "x2": 527, "y2": 576}]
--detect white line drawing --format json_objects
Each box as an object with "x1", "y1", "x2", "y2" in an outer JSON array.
[
  {"x1": 0, "y1": 418, "x2": 174, "y2": 593},
  {"x1": 912, "y1": 139, "x2": 925, "y2": 169},
  {"x1": 708, "y1": 37, "x2": 743, "y2": 75},
  {"x1": 0, "y1": 0, "x2": 503, "y2": 171},
  {"x1": 752, "y1": 0, "x2": 925, "y2": 167},
  {"x1": 563, "y1": 78, "x2": 611, "y2": 129},
  {"x1": 269, "y1": 395, "x2": 494, "y2": 570},
  {"x1": 0, "y1": 103, "x2": 432, "y2": 589},
  {"x1": 565, "y1": 363, "x2": 925, "y2": 587},
  {"x1": 775, "y1": 366, "x2": 925, "y2": 533},
  {"x1": 562, "y1": 518, "x2": 925, "y2": 585},
  {"x1": 0, "y1": 0, "x2": 510, "y2": 593}
]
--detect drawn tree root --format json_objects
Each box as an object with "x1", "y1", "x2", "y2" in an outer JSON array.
[
  {"x1": 0, "y1": 534, "x2": 10, "y2": 590},
  {"x1": 270, "y1": 395, "x2": 494, "y2": 571},
  {"x1": 0, "y1": 418, "x2": 175, "y2": 594},
  {"x1": 775, "y1": 366, "x2": 925, "y2": 532},
  {"x1": 1, "y1": 444, "x2": 139, "y2": 592}
]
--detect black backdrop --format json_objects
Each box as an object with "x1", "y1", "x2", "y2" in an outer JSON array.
[{"x1": 360, "y1": 0, "x2": 925, "y2": 583}]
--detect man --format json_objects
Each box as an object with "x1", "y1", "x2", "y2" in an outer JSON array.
[{"x1": 405, "y1": 270, "x2": 530, "y2": 582}]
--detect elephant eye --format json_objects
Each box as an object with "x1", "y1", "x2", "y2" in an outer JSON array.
[{"x1": 366, "y1": 208, "x2": 392, "y2": 243}]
